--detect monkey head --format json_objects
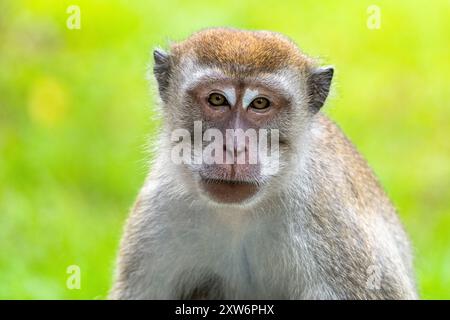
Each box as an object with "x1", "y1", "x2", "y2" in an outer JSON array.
[{"x1": 152, "y1": 28, "x2": 333, "y2": 206}]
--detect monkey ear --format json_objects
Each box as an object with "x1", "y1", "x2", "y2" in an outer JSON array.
[
  {"x1": 307, "y1": 66, "x2": 334, "y2": 111},
  {"x1": 153, "y1": 48, "x2": 171, "y2": 101}
]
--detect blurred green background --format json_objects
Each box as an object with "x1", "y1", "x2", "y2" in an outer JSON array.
[{"x1": 0, "y1": 0, "x2": 449, "y2": 299}]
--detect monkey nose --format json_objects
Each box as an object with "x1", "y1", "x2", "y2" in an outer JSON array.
[{"x1": 223, "y1": 142, "x2": 248, "y2": 164}]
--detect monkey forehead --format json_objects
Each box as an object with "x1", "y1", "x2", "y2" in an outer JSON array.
[
  {"x1": 171, "y1": 28, "x2": 314, "y2": 73},
  {"x1": 179, "y1": 61, "x2": 302, "y2": 98}
]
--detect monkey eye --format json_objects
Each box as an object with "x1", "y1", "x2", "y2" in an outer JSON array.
[
  {"x1": 207, "y1": 93, "x2": 228, "y2": 107},
  {"x1": 250, "y1": 97, "x2": 270, "y2": 110}
]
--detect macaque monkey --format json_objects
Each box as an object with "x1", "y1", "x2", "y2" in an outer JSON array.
[{"x1": 110, "y1": 28, "x2": 417, "y2": 299}]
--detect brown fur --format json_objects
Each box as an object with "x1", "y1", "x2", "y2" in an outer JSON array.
[{"x1": 170, "y1": 28, "x2": 314, "y2": 73}]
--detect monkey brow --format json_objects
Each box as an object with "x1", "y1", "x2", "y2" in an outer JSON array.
[
  {"x1": 248, "y1": 71, "x2": 297, "y2": 94},
  {"x1": 185, "y1": 71, "x2": 294, "y2": 99},
  {"x1": 182, "y1": 69, "x2": 227, "y2": 91}
]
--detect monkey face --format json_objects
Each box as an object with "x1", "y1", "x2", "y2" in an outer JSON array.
[
  {"x1": 162, "y1": 63, "x2": 310, "y2": 206},
  {"x1": 184, "y1": 77, "x2": 292, "y2": 204}
]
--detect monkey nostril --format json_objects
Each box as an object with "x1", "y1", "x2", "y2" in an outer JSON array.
[
  {"x1": 223, "y1": 143, "x2": 244, "y2": 154},
  {"x1": 223, "y1": 144, "x2": 231, "y2": 157}
]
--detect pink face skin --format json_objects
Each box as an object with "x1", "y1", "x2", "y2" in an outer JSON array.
[{"x1": 187, "y1": 78, "x2": 291, "y2": 204}]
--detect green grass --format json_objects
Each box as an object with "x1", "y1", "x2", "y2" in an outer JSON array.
[{"x1": 0, "y1": 0, "x2": 449, "y2": 299}]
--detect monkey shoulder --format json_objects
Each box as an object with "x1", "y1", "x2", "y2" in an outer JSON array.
[{"x1": 306, "y1": 113, "x2": 395, "y2": 216}]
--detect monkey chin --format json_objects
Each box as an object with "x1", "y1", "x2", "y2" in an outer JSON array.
[{"x1": 199, "y1": 179, "x2": 260, "y2": 205}]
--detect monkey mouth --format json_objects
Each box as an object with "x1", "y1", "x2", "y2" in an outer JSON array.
[{"x1": 199, "y1": 177, "x2": 260, "y2": 204}]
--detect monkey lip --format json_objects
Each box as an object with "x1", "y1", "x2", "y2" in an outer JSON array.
[{"x1": 199, "y1": 177, "x2": 260, "y2": 204}]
